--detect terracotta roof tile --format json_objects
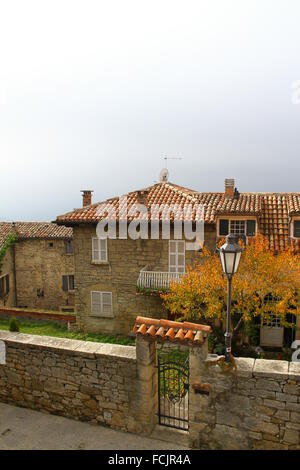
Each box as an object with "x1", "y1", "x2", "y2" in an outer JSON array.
[
  {"x1": 134, "y1": 316, "x2": 211, "y2": 345},
  {"x1": 0, "y1": 222, "x2": 72, "y2": 249},
  {"x1": 56, "y1": 181, "x2": 300, "y2": 251}
]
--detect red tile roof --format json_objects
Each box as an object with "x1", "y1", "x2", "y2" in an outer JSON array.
[
  {"x1": 133, "y1": 316, "x2": 211, "y2": 345},
  {"x1": 0, "y1": 222, "x2": 72, "y2": 248},
  {"x1": 55, "y1": 181, "x2": 300, "y2": 251}
]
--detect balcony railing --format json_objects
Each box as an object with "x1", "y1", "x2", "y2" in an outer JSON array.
[{"x1": 137, "y1": 270, "x2": 183, "y2": 290}]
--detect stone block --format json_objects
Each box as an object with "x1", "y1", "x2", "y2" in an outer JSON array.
[
  {"x1": 286, "y1": 402, "x2": 300, "y2": 412},
  {"x1": 283, "y1": 429, "x2": 299, "y2": 445},
  {"x1": 253, "y1": 359, "x2": 289, "y2": 379},
  {"x1": 291, "y1": 412, "x2": 300, "y2": 424},
  {"x1": 289, "y1": 362, "x2": 300, "y2": 381},
  {"x1": 264, "y1": 399, "x2": 285, "y2": 410},
  {"x1": 276, "y1": 392, "x2": 298, "y2": 403},
  {"x1": 211, "y1": 424, "x2": 248, "y2": 450},
  {"x1": 235, "y1": 357, "x2": 255, "y2": 377},
  {"x1": 255, "y1": 378, "x2": 281, "y2": 392}
]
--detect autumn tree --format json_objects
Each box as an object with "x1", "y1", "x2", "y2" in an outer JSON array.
[{"x1": 162, "y1": 235, "x2": 300, "y2": 342}]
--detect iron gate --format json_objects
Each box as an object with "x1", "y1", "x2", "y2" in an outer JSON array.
[{"x1": 157, "y1": 348, "x2": 189, "y2": 431}]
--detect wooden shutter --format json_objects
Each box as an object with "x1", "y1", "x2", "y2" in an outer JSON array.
[
  {"x1": 62, "y1": 275, "x2": 68, "y2": 291},
  {"x1": 5, "y1": 275, "x2": 9, "y2": 295},
  {"x1": 294, "y1": 221, "x2": 300, "y2": 238},
  {"x1": 69, "y1": 275, "x2": 75, "y2": 290},
  {"x1": 219, "y1": 219, "x2": 229, "y2": 236},
  {"x1": 91, "y1": 291, "x2": 101, "y2": 315},
  {"x1": 246, "y1": 220, "x2": 256, "y2": 236}
]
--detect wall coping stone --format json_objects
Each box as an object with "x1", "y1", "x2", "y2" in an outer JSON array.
[
  {"x1": 289, "y1": 361, "x2": 300, "y2": 381},
  {"x1": 253, "y1": 359, "x2": 289, "y2": 379},
  {"x1": 205, "y1": 354, "x2": 300, "y2": 380},
  {"x1": 234, "y1": 357, "x2": 255, "y2": 377},
  {"x1": 0, "y1": 330, "x2": 136, "y2": 361}
]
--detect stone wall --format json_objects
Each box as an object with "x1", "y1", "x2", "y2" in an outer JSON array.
[
  {"x1": 0, "y1": 306, "x2": 76, "y2": 325},
  {"x1": 1, "y1": 330, "x2": 300, "y2": 449},
  {"x1": 0, "y1": 331, "x2": 157, "y2": 435},
  {"x1": 15, "y1": 239, "x2": 74, "y2": 311},
  {"x1": 189, "y1": 352, "x2": 300, "y2": 450},
  {"x1": 74, "y1": 223, "x2": 216, "y2": 335}
]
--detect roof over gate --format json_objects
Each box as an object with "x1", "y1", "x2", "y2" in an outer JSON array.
[{"x1": 133, "y1": 316, "x2": 211, "y2": 346}]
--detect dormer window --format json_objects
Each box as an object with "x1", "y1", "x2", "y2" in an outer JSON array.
[{"x1": 219, "y1": 219, "x2": 257, "y2": 238}]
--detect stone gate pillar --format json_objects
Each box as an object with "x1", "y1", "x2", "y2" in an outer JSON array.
[
  {"x1": 129, "y1": 334, "x2": 158, "y2": 434},
  {"x1": 189, "y1": 334, "x2": 211, "y2": 448}
]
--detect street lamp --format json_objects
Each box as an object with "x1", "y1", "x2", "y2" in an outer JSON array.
[{"x1": 217, "y1": 234, "x2": 244, "y2": 363}]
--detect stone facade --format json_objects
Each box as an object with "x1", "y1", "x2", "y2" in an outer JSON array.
[
  {"x1": 15, "y1": 239, "x2": 75, "y2": 311},
  {"x1": 1, "y1": 239, "x2": 74, "y2": 311},
  {"x1": 74, "y1": 223, "x2": 216, "y2": 335}
]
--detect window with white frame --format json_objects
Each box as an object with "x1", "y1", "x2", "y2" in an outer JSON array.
[
  {"x1": 92, "y1": 238, "x2": 107, "y2": 262},
  {"x1": 91, "y1": 291, "x2": 113, "y2": 317},
  {"x1": 169, "y1": 240, "x2": 185, "y2": 273},
  {"x1": 219, "y1": 219, "x2": 256, "y2": 238},
  {"x1": 262, "y1": 294, "x2": 282, "y2": 328},
  {"x1": 230, "y1": 220, "x2": 246, "y2": 236}
]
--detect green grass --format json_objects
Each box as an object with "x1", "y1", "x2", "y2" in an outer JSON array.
[{"x1": 0, "y1": 318, "x2": 135, "y2": 346}]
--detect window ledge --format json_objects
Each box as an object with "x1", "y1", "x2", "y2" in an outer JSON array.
[
  {"x1": 90, "y1": 313, "x2": 114, "y2": 318},
  {"x1": 91, "y1": 260, "x2": 110, "y2": 265}
]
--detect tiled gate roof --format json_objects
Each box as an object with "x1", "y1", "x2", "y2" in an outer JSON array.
[{"x1": 133, "y1": 316, "x2": 211, "y2": 345}]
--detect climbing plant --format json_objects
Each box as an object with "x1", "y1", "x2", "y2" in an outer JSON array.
[{"x1": 0, "y1": 234, "x2": 18, "y2": 275}]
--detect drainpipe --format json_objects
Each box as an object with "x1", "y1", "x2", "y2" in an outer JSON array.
[{"x1": 12, "y1": 242, "x2": 18, "y2": 307}]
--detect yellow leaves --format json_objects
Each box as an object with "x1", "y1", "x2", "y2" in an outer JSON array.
[{"x1": 162, "y1": 235, "x2": 300, "y2": 326}]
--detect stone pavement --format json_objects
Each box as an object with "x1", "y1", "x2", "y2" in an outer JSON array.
[{"x1": 0, "y1": 403, "x2": 188, "y2": 450}]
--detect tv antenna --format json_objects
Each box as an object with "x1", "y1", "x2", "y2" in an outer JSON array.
[
  {"x1": 163, "y1": 156, "x2": 183, "y2": 169},
  {"x1": 156, "y1": 156, "x2": 184, "y2": 183}
]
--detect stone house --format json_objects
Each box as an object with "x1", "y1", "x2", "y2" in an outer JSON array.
[
  {"x1": 56, "y1": 180, "x2": 300, "y2": 342},
  {"x1": 0, "y1": 222, "x2": 74, "y2": 311}
]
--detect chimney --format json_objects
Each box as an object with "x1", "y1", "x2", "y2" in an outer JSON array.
[
  {"x1": 224, "y1": 178, "x2": 235, "y2": 198},
  {"x1": 137, "y1": 189, "x2": 148, "y2": 205},
  {"x1": 81, "y1": 190, "x2": 93, "y2": 207}
]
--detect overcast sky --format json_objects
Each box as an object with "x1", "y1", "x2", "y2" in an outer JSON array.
[{"x1": 0, "y1": 0, "x2": 299, "y2": 221}]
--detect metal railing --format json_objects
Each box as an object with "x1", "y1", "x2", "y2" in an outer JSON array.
[{"x1": 137, "y1": 270, "x2": 183, "y2": 290}]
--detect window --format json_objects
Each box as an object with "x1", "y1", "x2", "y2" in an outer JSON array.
[
  {"x1": 48, "y1": 242, "x2": 54, "y2": 248},
  {"x1": 219, "y1": 219, "x2": 256, "y2": 237},
  {"x1": 294, "y1": 221, "x2": 300, "y2": 238},
  {"x1": 0, "y1": 274, "x2": 9, "y2": 298},
  {"x1": 92, "y1": 238, "x2": 107, "y2": 262},
  {"x1": 65, "y1": 240, "x2": 74, "y2": 254},
  {"x1": 230, "y1": 220, "x2": 246, "y2": 236},
  {"x1": 262, "y1": 294, "x2": 281, "y2": 328},
  {"x1": 62, "y1": 275, "x2": 75, "y2": 291},
  {"x1": 169, "y1": 240, "x2": 185, "y2": 273},
  {"x1": 219, "y1": 219, "x2": 229, "y2": 236},
  {"x1": 91, "y1": 291, "x2": 113, "y2": 317}
]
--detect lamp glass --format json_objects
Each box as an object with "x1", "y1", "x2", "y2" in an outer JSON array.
[{"x1": 233, "y1": 251, "x2": 241, "y2": 273}]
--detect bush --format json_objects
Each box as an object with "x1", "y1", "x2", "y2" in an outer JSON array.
[{"x1": 9, "y1": 317, "x2": 20, "y2": 332}]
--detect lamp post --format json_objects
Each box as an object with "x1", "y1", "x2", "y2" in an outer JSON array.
[{"x1": 217, "y1": 234, "x2": 244, "y2": 363}]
